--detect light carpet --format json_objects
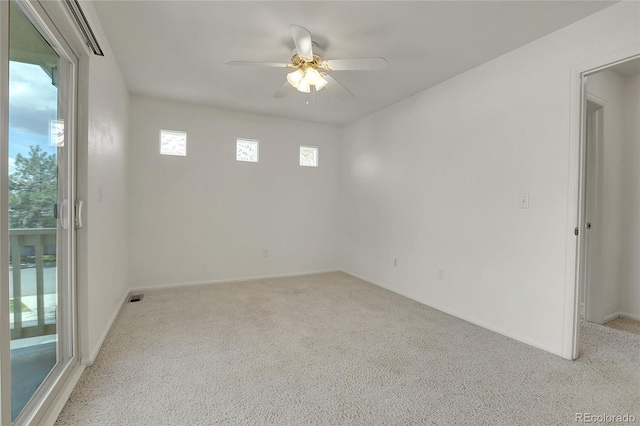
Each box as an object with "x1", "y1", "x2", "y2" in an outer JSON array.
[
  {"x1": 605, "y1": 317, "x2": 640, "y2": 335},
  {"x1": 56, "y1": 272, "x2": 640, "y2": 425}
]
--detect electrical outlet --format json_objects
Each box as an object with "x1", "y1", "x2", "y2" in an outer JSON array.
[
  {"x1": 393, "y1": 258, "x2": 398, "y2": 268},
  {"x1": 263, "y1": 249, "x2": 269, "y2": 258},
  {"x1": 438, "y1": 269, "x2": 445, "y2": 280}
]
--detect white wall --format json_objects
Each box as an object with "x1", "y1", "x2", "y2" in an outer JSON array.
[
  {"x1": 339, "y1": 2, "x2": 640, "y2": 357},
  {"x1": 585, "y1": 70, "x2": 627, "y2": 323},
  {"x1": 76, "y1": 1, "x2": 130, "y2": 364},
  {"x1": 127, "y1": 96, "x2": 341, "y2": 289},
  {"x1": 620, "y1": 73, "x2": 640, "y2": 320}
]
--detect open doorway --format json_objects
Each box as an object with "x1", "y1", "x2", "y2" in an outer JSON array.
[{"x1": 578, "y1": 57, "x2": 640, "y2": 353}]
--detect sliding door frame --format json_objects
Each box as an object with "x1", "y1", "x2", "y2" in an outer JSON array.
[
  {"x1": 1, "y1": 1, "x2": 12, "y2": 423},
  {"x1": 0, "y1": 0, "x2": 80, "y2": 424}
]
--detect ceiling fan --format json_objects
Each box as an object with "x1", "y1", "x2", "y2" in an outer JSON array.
[{"x1": 226, "y1": 25, "x2": 388, "y2": 100}]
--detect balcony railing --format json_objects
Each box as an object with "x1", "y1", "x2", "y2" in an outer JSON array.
[{"x1": 9, "y1": 228, "x2": 57, "y2": 340}]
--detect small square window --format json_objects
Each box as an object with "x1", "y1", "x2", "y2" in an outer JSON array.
[
  {"x1": 300, "y1": 145, "x2": 318, "y2": 167},
  {"x1": 160, "y1": 129, "x2": 187, "y2": 156},
  {"x1": 237, "y1": 139, "x2": 259, "y2": 162},
  {"x1": 49, "y1": 120, "x2": 64, "y2": 147}
]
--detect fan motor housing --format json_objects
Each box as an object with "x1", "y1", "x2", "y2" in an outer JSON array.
[{"x1": 291, "y1": 44, "x2": 325, "y2": 61}]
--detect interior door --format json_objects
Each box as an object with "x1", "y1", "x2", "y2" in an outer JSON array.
[{"x1": 4, "y1": 1, "x2": 77, "y2": 423}]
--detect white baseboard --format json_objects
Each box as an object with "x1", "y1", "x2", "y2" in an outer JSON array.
[
  {"x1": 605, "y1": 311, "x2": 640, "y2": 323},
  {"x1": 38, "y1": 362, "x2": 85, "y2": 426},
  {"x1": 83, "y1": 290, "x2": 130, "y2": 367},
  {"x1": 340, "y1": 270, "x2": 563, "y2": 358},
  {"x1": 603, "y1": 312, "x2": 621, "y2": 324},
  {"x1": 128, "y1": 269, "x2": 340, "y2": 293},
  {"x1": 620, "y1": 312, "x2": 640, "y2": 322}
]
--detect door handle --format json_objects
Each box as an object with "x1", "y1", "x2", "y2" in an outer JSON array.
[
  {"x1": 59, "y1": 199, "x2": 68, "y2": 229},
  {"x1": 75, "y1": 200, "x2": 84, "y2": 229}
]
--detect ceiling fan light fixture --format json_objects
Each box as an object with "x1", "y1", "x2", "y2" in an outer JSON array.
[
  {"x1": 303, "y1": 67, "x2": 322, "y2": 85},
  {"x1": 287, "y1": 69, "x2": 304, "y2": 88},
  {"x1": 227, "y1": 23, "x2": 387, "y2": 100},
  {"x1": 297, "y1": 79, "x2": 311, "y2": 93},
  {"x1": 315, "y1": 74, "x2": 328, "y2": 91}
]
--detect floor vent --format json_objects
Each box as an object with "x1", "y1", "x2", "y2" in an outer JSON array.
[{"x1": 128, "y1": 294, "x2": 144, "y2": 303}]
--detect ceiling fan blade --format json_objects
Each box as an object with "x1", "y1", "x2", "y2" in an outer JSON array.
[
  {"x1": 274, "y1": 81, "x2": 294, "y2": 99},
  {"x1": 226, "y1": 61, "x2": 289, "y2": 68},
  {"x1": 325, "y1": 58, "x2": 388, "y2": 71},
  {"x1": 290, "y1": 24, "x2": 313, "y2": 61},
  {"x1": 324, "y1": 74, "x2": 354, "y2": 101}
]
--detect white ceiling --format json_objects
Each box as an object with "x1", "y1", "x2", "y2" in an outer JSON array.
[{"x1": 93, "y1": 1, "x2": 615, "y2": 126}]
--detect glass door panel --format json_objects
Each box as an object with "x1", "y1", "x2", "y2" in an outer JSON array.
[{"x1": 7, "y1": 1, "x2": 73, "y2": 422}]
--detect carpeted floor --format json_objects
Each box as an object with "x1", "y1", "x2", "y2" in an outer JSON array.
[
  {"x1": 56, "y1": 272, "x2": 640, "y2": 425},
  {"x1": 605, "y1": 317, "x2": 640, "y2": 335}
]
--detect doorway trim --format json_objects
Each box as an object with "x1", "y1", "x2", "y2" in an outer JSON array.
[
  {"x1": 563, "y1": 46, "x2": 640, "y2": 360},
  {"x1": 582, "y1": 96, "x2": 605, "y2": 325}
]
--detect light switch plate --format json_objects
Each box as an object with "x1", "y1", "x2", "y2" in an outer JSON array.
[{"x1": 519, "y1": 193, "x2": 530, "y2": 209}]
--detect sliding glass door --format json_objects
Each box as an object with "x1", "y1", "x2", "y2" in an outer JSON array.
[{"x1": 2, "y1": 1, "x2": 77, "y2": 423}]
